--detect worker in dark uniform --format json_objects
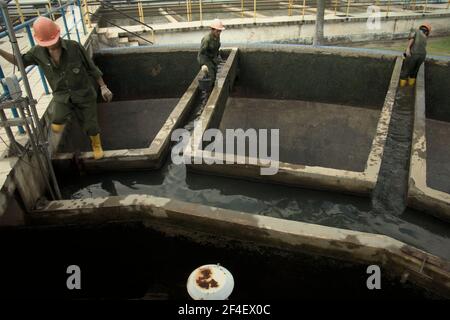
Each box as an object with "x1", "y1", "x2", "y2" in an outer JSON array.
[
  {"x1": 0, "y1": 17, "x2": 113, "y2": 160},
  {"x1": 399, "y1": 23, "x2": 431, "y2": 87},
  {"x1": 198, "y1": 19, "x2": 225, "y2": 85}
]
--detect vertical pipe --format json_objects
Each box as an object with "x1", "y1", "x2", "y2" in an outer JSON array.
[
  {"x1": 186, "y1": 0, "x2": 189, "y2": 21},
  {"x1": 83, "y1": 0, "x2": 91, "y2": 28},
  {"x1": 25, "y1": 25, "x2": 50, "y2": 95},
  {"x1": 241, "y1": 0, "x2": 244, "y2": 17},
  {"x1": 253, "y1": 0, "x2": 256, "y2": 22},
  {"x1": 13, "y1": 0, "x2": 25, "y2": 23},
  {"x1": 58, "y1": 0, "x2": 71, "y2": 40},
  {"x1": 422, "y1": 0, "x2": 428, "y2": 13},
  {"x1": 0, "y1": 1, "x2": 61, "y2": 199},
  {"x1": 334, "y1": 0, "x2": 337, "y2": 16},
  {"x1": 302, "y1": 0, "x2": 305, "y2": 20},
  {"x1": 137, "y1": 1, "x2": 141, "y2": 23},
  {"x1": 387, "y1": 0, "x2": 390, "y2": 17},
  {"x1": 346, "y1": 0, "x2": 350, "y2": 17},
  {"x1": 199, "y1": 0, "x2": 203, "y2": 25},
  {"x1": 70, "y1": 3, "x2": 81, "y2": 43},
  {"x1": 46, "y1": 0, "x2": 55, "y2": 20},
  {"x1": 76, "y1": 0, "x2": 87, "y2": 35},
  {"x1": 447, "y1": 0, "x2": 449, "y2": 10}
]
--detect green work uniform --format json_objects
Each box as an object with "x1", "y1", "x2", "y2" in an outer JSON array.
[
  {"x1": 400, "y1": 29, "x2": 427, "y2": 80},
  {"x1": 22, "y1": 39, "x2": 103, "y2": 136},
  {"x1": 197, "y1": 32, "x2": 221, "y2": 83}
]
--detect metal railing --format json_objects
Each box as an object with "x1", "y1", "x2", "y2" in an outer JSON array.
[
  {"x1": 85, "y1": 0, "x2": 449, "y2": 25},
  {"x1": 0, "y1": 0, "x2": 87, "y2": 133}
]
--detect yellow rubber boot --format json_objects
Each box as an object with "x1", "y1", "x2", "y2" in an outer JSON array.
[
  {"x1": 399, "y1": 79, "x2": 407, "y2": 87},
  {"x1": 408, "y1": 77, "x2": 416, "y2": 86},
  {"x1": 89, "y1": 134, "x2": 104, "y2": 160},
  {"x1": 51, "y1": 123, "x2": 64, "y2": 133}
]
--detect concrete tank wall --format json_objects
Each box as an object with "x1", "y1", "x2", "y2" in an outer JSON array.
[
  {"x1": 425, "y1": 60, "x2": 450, "y2": 122},
  {"x1": 94, "y1": 49, "x2": 199, "y2": 101},
  {"x1": 234, "y1": 50, "x2": 395, "y2": 108}
]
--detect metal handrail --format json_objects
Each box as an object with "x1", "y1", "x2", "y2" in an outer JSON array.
[
  {"x1": 0, "y1": 0, "x2": 87, "y2": 132},
  {"x1": 97, "y1": 0, "x2": 153, "y2": 31}
]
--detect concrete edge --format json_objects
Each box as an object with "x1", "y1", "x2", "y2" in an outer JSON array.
[
  {"x1": 51, "y1": 67, "x2": 202, "y2": 171},
  {"x1": 30, "y1": 194, "x2": 450, "y2": 298},
  {"x1": 364, "y1": 56, "x2": 403, "y2": 181},
  {"x1": 407, "y1": 64, "x2": 450, "y2": 222},
  {"x1": 187, "y1": 47, "x2": 395, "y2": 195}
]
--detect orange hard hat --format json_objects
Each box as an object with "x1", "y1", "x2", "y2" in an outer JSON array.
[
  {"x1": 420, "y1": 22, "x2": 432, "y2": 33},
  {"x1": 210, "y1": 19, "x2": 225, "y2": 31},
  {"x1": 33, "y1": 16, "x2": 60, "y2": 47}
]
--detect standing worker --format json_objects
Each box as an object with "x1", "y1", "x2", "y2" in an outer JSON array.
[
  {"x1": 0, "y1": 17, "x2": 113, "y2": 160},
  {"x1": 399, "y1": 23, "x2": 431, "y2": 87},
  {"x1": 198, "y1": 19, "x2": 225, "y2": 85}
]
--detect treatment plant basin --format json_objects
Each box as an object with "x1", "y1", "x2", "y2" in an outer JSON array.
[{"x1": 10, "y1": 45, "x2": 450, "y2": 299}]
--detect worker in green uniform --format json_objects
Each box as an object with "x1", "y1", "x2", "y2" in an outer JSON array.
[
  {"x1": 0, "y1": 17, "x2": 113, "y2": 160},
  {"x1": 399, "y1": 23, "x2": 431, "y2": 87},
  {"x1": 198, "y1": 19, "x2": 225, "y2": 85}
]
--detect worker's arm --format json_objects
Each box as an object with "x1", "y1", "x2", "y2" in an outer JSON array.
[
  {"x1": 0, "y1": 48, "x2": 37, "y2": 67},
  {"x1": 0, "y1": 49, "x2": 17, "y2": 65},
  {"x1": 405, "y1": 38, "x2": 414, "y2": 57},
  {"x1": 199, "y1": 36, "x2": 209, "y2": 57},
  {"x1": 77, "y1": 43, "x2": 113, "y2": 102},
  {"x1": 405, "y1": 31, "x2": 416, "y2": 57},
  {"x1": 96, "y1": 76, "x2": 113, "y2": 102}
]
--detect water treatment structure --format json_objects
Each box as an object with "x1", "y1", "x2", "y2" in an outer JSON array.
[{"x1": 0, "y1": 0, "x2": 449, "y2": 299}]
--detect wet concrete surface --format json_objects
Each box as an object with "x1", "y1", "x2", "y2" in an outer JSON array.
[
  {"x1": 219, "y1": 98, "x2": 380, "y2": 171},
  {"x1": 426, "y1": 119, "x2": 450, "y2": 194},
  {"x1": 372, "y1": 86, "x2": 415, "y2": 215},
  {"x1": 58, "y1": 98, "x2": 178, "y2": 152}
]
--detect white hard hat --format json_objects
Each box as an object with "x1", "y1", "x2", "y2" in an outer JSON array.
[
  {"x1": 187, "y1": 264, "x2": 234, "y2": 300},
  {"x1": 210, "y1": 19, "x2": 225, "y2": 31}
]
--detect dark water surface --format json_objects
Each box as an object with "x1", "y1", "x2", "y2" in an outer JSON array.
[{"x1": 59, "y1": 83, "x2": 450, "y2": 261}]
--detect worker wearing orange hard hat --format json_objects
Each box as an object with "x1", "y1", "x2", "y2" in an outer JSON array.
[
  {"x1": 198, "y1": 19, "x2": 226, "y2": 85},
  {"x1": 0, "y1": 16, "x2": 113, "y2": 160},
  {"x1": 399, "y1": 22, "x2": 431, "y2": 87}
]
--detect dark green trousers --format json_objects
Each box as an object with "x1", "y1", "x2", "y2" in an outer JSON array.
[
  {"x1": 400, "y1": 53, "x2": 426, "y2": 80},
  {"x1": 51, "y1": 98, "x2": 100, "y2": 136}
]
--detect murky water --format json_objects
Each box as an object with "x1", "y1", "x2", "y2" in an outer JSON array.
[
  {"x1": 60, "y1": 158, "x2": 450, "y2": 260},
  {"x1": 59, "y1": 68, "x2": 450, "y2": 261}
]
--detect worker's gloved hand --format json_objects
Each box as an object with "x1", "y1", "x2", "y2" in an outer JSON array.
[
  {"x1": 201, "y1": 65, "x2": 209, "y2": 77},
  {"x1": 405, "y1": 49, "x2": 411, "y2": 57},
  {"x1": 100, "y1": 85, "x2": 113, "y2": 102}
]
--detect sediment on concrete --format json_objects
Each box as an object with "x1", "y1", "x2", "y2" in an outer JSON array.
[
  {"x1": 187, "y1": 46, "x2": 402, "y2": 196},
  {"x1": 408, "y1": 60, "x2": 450, "y2": 222},
  {"x1": 30, "y1": 194, "x2": 450, "y2": 298},
  {"x1": 52, "y1": 48, "x2": 202, "y2": 171}
]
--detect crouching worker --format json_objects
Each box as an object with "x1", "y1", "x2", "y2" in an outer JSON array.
[
  {"x1": 198, "y1": 19, "x2": 225, "y2": 85},
  {"x1": 399, "y1": 23, "x2": 431, "y2": 87},
  {"x1": 0, "y1": 17, "x2": 113, "y2": 160}
]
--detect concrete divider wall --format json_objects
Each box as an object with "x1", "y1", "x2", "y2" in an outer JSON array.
[
  {"x1": 189, "y1": 46, "x2": 402, "y2": 196},
  {"x1": 234, "y1": 49, "x2": 395, "y2": 108},
  {"x1": 94, "y1": 48, "x2": 199, "y2": 101},
  {"x1": 408, "y1": 61, "x2": 450, "y2": 222},
  {"x1": 425, "y1": 60, "x2": 450, "y2": 122}
]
